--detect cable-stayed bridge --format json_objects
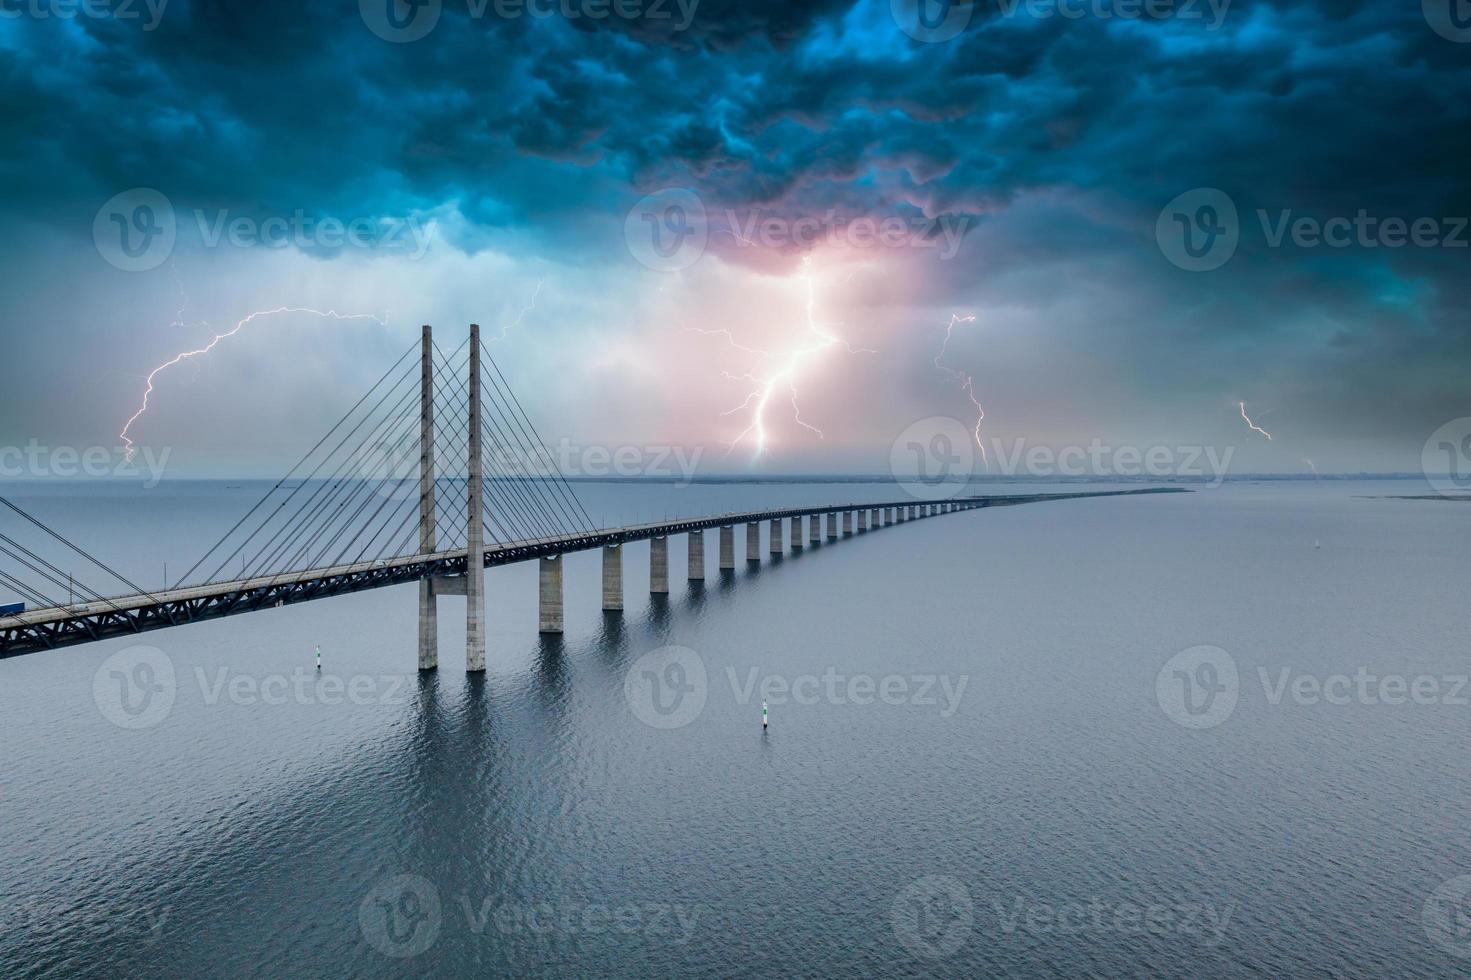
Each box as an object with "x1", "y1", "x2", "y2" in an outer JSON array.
[{"x1": 0, "y1": 325, "x2": 1182, "y2": 664}]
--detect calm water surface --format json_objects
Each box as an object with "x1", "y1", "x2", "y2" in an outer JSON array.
[{"x1": 1, "y1": 480, "x2": 1468, "y2": 977}]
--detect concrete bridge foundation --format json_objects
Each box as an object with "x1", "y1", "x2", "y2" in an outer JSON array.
[
  {"x1": 688, "y1": 531, "x2": 705, "y2": 581},
  {"x1": 651, "y1": 536, "x2": 669, "y2": 594},
  {"x1": 602, "y1": 545, "x2": 622, "y2": 611},
  {"x1": 539, "y1": 555, "x2": 563, "y2": 634},
  {"x1": 719, "y1": 526, "x2": 735, "y2": 570}
]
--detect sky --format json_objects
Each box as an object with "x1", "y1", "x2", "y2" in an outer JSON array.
[{"x1": 0, "y1": 0, "x2": 1468, "y2": 479}]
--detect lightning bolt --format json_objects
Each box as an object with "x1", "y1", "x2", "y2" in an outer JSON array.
[
  {"x1": 489, "y1": 279, "x2": 544, "y2": 341},
  {"x1": 687, "y1": 257, "x2": 874, "y2": 457},
  {"x1": 933, "y1": 313, "x2": 987, "y2": 464},
  {"x1": 120, "y1": 306, "x2": 386, "y2": 462},
  {"x1": 1238, "y1": 401, "x2": 1273, "y2": 441}
]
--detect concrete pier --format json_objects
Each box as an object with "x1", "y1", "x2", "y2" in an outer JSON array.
[
  {"x1": 770, "y1": 518, "x2": 783, "y2": 554},
  {"x1": 538, "y1": 555, "x2": 563, "y2": 634},
  {"x1": 602, "y1": 544, "x2": 622, "y2": 611},
  {"x1": 887, "y1": 507, "x2": 895, "y2": 524},
  {"x1": 465, "y1": 323, "x2": 487, "y2": 672},
  {"x1": 417, "y1": 325, "x2": 437, "y2": 671},
  {"x1": 826, "y1": 512, "x2": 837, "y2": 540},
  {"x1": 719, "y1": 526, "x2": 735, "y2": 570},
  {"x1": 688, "y1": 530, "x2": 705, "y2": 581},
  {"x1": 809, "y1": 514, "x2": 821, "y2": 546},
  {"x1": 790, "y1": 516, "x2": 803, "y2": 549},
  {"x1": 746, "y1": 522, "x2": 760, "y2": 561},
  {"x1": 858, "y1": 510, "x2": 868, "y2": 531},
  {"x1": 650, "y1": 536, "x2": 669, "y2": 594},
  {"x1": 843, "y1": 511, "x2": 853, "y2": 535}
]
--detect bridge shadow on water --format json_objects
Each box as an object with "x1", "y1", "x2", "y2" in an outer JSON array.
[{"x1": 53, "y1": 524, "x2": 899, "y2": 976}]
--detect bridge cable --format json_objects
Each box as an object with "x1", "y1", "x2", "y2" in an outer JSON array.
[
  {"x1": 483, "y1": 353, "x2": 596, "y2": 531},
  {"x1": 177, "y1": 338, "x2": 418, "y2": 587}
]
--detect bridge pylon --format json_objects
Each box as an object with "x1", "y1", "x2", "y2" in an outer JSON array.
[
  {"x1": 417, "y1": 323, "x2": 488, "y2": 672},
  {"x1": 418, "y1": 324, "x2": 437, "y2": 670}
]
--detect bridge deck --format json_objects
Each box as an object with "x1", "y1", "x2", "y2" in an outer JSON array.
[{"x1": 0, "y1": 489, "x2": 1184, "y2": 656}]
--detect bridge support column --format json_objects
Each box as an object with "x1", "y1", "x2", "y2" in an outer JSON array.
[
  {"x1": 466, "y1": 322, "x2": 487, "y2": 672},
  {"x1": 650, "y1": 536, "x2": 668, "y2": 594},
  {"x1": 858, "y1": 510, "x2": 868, "y2": 532},
  {"x1": 746, "y1": 522, "x2": 760, "y2": 562},
  {"x1": 809, "y1": 514, "x2": 821, "y2": 546},
  {"x1": 843, "y1": 511, "x2": 852, "y2": 536},
  {"x1": 602, "y1": 544, "x2": 622, "y2": 611},
  {"x1": 719, "y1": 526, "x2": 734, "y2": 570},
  {"x1": 769, "y1": 518, "x2": 783, "y2": 554},
  {"x1": 826, "y1": 513, "x2": 837, "y2": 540},
  {"x1": 417, "y1": 324, "x2": 438, "y2": 671},
  {"x1": 688, "y1": 530, "x2": 705, "y2": 581},
  {"x1": 539, "y1": 555, "x2": 564, "y2": 634},
  {"x1": 790, "y1": 516, "x2": 803, "y2": 549}
]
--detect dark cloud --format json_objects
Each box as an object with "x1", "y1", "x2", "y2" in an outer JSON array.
[{"x1": 0, "y1": 0, "x2": 1467, "y2": 467}]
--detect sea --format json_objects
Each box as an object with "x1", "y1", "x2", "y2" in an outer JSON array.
[{"x1": 1, "y1": 478, "x2": 1468, "y2": 977}]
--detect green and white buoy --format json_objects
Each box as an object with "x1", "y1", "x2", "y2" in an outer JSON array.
[
  {"x1": 315, "y1": 644, "x2": 321, "y2": 671},
  {"x1": 762, "y1": 699, "x2": 768, "y2": 729}
]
